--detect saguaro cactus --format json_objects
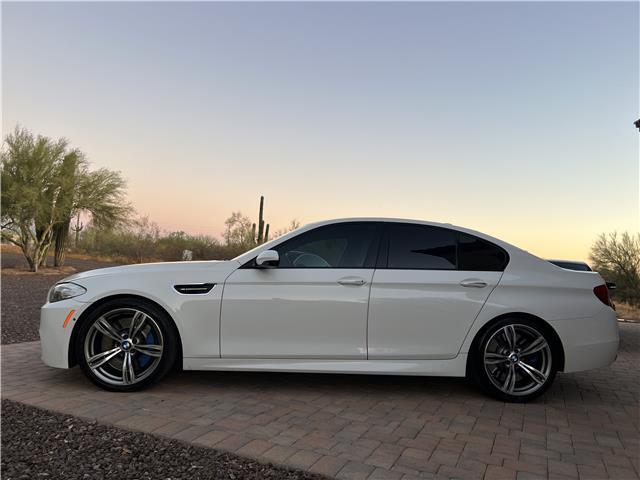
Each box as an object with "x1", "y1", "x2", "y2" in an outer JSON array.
[
  {"x1": 257, "y1": 196, "x2": 265, "y2": 244},
  {"x1": 71, "y1": 212, "x2": 84, "y2": 248},
  {"x1": 264, "y1": 224, "x2": 270, "y2": 243}
]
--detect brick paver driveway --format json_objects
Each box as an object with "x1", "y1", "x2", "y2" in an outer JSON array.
[{"x1": 2, "y1": 323, "x2": 638, "y2": 480}]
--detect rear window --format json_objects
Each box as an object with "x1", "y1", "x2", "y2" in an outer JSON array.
[
  {"x1": 549, "y1": 261, "x2": 592, "y2": 272},
  {"x1": 458, "y1": 233, "x2": 509, "y2": 271}
]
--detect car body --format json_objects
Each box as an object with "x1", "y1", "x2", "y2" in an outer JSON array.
[{"x1": 40, "y1": 218, "x2": 619, "y2": 401}]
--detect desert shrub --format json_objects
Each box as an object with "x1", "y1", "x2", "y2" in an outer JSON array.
[
  {"x1": 155, "y1": 231, "x2": 248, "y2": 261},
  {"x1": 77, "y1": 224, "x2": 250, "y2": 263},
  {"x1": 74, "y1": 209, "x2": 302, "y2": 264}
]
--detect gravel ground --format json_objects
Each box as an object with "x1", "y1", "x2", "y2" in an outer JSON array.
[
  {"x1": 1, "y1": 399, "x2": 325, "y2": 480},
  {"x1": 1, "y1": 252, "x2": 117, "y2": 344}
]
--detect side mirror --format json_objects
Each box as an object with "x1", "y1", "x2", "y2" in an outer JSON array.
[{"x1": 255, "y1": 250, "x2": 279, "y2": 268}]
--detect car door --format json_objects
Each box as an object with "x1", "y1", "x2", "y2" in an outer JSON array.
[
  {"x1": 221, "y1": 222, "x2": 382, "y2": 358},
  {"x1": 368, "y1": 223, "x2": 507, "y2": 359}
]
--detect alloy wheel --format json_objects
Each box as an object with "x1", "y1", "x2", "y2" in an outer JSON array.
[
  {"x1": 83, "y1": 308, "x2": 164, "y2": 386},
  {"x1": 483, "y1": 324, "x2": 552, "y2": 397}
]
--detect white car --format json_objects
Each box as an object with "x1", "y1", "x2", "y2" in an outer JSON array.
[{"x1": 40, "y1": 218, "x2": 619, "y2": 402}]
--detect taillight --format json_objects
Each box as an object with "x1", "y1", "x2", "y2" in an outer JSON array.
[{"x1": 593, "y1": 284, "x2": 612, "y2": 307}]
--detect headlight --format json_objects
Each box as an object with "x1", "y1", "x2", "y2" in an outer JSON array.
[{"x1": 48, "y1": 282, "x2": 87, "y2": 303}]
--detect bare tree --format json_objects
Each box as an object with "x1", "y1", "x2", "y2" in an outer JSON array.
[
  {"x1": 590, "y1": 232, "x2": 640, "y2": 306},
  {"x1": 273, "y1": 219, "x2": 301, "y2": 239},
  {"x1": 223, "y1": 212, "x2": 254, "y2": 246},
  {"x1": 130, "y1": 216, "x2": 161, "y2": 263}
]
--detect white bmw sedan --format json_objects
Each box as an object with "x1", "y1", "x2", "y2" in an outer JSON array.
[{"x1": 41, "y1": 218, "x2": 619, "y2": 402}]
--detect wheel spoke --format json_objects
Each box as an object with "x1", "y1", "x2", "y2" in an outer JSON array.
[
  {"x1": 517, "y1": 361, "x2": 547, "y2": 385},
  {"x1": 502, "y1": 325, "x2": 517, "y2": 351},
  {"x1": 134, "y1": 344, "x2": 163, "y2": 357},
  {"x1": 129, "y1": 311, "x2": 147, "y2": 339},
  {"x1": 88, "y1": 347, "x2": 122, "y2": 369},
  {"x1": 122, "y1": 352, "x2": 136, "y2": 385},
  {"x1": 484, "y1": 352, "x2": 507, "y2": 365},
  {"x1": 519, "y1": 335, "x2": 548, "y2": 357},
  {"x1": 94, "y1": 317, "x2": 123, "y2": 343},
  {"x1": 502, "y1": 364, "x2": 516, "y2": 393}
]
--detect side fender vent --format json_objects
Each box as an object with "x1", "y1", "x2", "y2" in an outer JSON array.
[{"x1": 174, "y1": 283, "x2": 216, "y2": 295}]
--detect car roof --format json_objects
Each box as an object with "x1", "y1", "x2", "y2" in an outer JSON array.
[
  {"x1": 305, "y1": 218, "x2": 511, "y2": 243},
  {"x1": 304, "y1": 217, "x2": 456, "y2": 229}
]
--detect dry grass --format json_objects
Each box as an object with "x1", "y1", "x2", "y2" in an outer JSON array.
[
  {"x1": 1, "y1": 244, "x2": 25, "y2": 255},
  {"x1": 1, "y1": 266, "x2": 77, "y2": 276},
  {"x1": 1, "y1": 244, "x2": 132, "y2": 266},
  {"x1": 616, "y1": 301, "x2": 640, "y2": 321}
]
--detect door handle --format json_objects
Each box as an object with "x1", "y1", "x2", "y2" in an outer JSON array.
[
  {"x1": 460, "y1": 279, "x2": 487, "y2": 288},
  {"x1": 338, "y1": 278, "x2": 367, "y2": 286}
]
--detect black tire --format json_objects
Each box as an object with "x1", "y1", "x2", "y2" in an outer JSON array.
[
  {"x1": 75, "y1": 298, "x2": 177, "y2": 392},
  {"x1": 471, "y1": 317, "x2": 557, "y2": 403}
]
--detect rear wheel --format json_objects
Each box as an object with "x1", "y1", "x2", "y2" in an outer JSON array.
[
  {"x1": 75, "y1": 299, "x2": 177, "y2": 391},
  {"x1": 472, "y1": 318, "x2": 557, "y2": 402}
]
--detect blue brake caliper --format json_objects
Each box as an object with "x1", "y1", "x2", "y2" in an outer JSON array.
[{"x1": 137, "y1": 330, "x2": 156, "y2": 368}]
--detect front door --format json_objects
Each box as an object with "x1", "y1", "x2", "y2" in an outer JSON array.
[{"x1": 221, "y1": 222, "x2": 382, "y2": 358}]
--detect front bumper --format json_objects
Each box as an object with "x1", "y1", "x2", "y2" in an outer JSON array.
[
  {"x1": 39, "y1": 299, "x2": 88, "y2": 369},
  {"x1": 551, "y1": 306, "x2": 620, "y2": 373}
]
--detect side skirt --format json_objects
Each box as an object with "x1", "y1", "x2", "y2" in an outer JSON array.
[{"x1": 183, "y1": 354, "x2": 468, "y2": 377}]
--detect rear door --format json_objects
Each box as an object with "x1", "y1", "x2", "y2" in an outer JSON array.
[{"x1": 368, "y1": 223, "x2": 506, "y2": 359}]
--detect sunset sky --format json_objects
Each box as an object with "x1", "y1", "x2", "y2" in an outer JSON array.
[{"x1": 3, "y1": 2, "x2": 638, "y2": 261}]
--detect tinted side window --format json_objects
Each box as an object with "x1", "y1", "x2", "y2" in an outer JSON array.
[
  {"x1": 458, "y1": 233, "x2": 508, "y2": 271},
  {"x1": 274, "y1": 223, "x2": 380, "y2": 268},
  {"x1": 387, "y1": 224, "x2": 456, "y2": 270}
]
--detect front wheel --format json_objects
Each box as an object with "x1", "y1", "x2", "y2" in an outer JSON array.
[
  {"x1": 75, "y1": 299, "x2": 177, "y2": 391},
  {"x1": 471, "y1": 318, "x2": 557, "y2": 402}
]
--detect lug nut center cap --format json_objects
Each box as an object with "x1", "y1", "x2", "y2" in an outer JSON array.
[
  {"x1": 508, "y1": 353, "x2": 519, "y2": 363},
  {"x1": 121, "y1": 340, "x2": 132, "y2": 351}
]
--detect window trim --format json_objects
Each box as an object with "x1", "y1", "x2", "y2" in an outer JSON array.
[{"x1": 241, "y1": 221, "x2": 384, "y2": 270}]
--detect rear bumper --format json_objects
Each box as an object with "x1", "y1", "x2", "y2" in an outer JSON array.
[
  {"x1": 39, "y1": 299, "x2": 88, "y2": 369},
  {"x1": 551, "y1": 307, "x2": 619, "y2": 373}
]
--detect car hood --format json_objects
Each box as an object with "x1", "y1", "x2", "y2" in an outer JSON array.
[{"x1": 62, "y1": 260, "x2": 241, "y2": 283}]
